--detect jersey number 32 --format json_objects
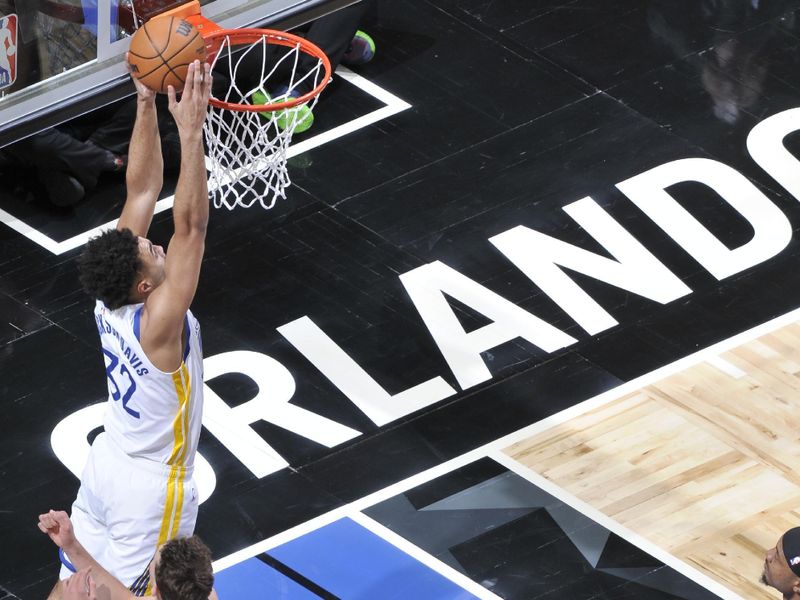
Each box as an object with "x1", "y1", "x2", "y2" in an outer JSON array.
[{"x1": 102, "y1": 349, "x2": 140, "y2": 419}]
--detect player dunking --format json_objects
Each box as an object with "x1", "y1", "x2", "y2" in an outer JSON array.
[{"x1": 49, "y1": 58, "x2": 212, "y2": 598}]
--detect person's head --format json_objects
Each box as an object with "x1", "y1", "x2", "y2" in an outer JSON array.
[
  {"x1": 77, "y1": 228, "x2": 166, "y2": 309},
  {"x1": 150, "y1": 535, "x2": 213, "y2": 600},
  {"x1": 762, "y1": 527, "x2": 800, "y2": 599}
]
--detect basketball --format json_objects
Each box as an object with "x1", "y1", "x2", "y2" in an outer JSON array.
[{"x1": 127, "y1": 16, "x2": 207, "y2": 93}]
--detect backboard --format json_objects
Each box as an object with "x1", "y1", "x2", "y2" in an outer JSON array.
[{"x1": 0, "y1": 0, "x2": 360, "y2": 148}]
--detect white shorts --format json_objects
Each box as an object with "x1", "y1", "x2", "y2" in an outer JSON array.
[{"x1": 59, "y1": 433, "x2": 198, "y2": 593}]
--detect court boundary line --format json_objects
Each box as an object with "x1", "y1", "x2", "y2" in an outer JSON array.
[
  {"x1": 0, "y1": 66, "x2": 411, "y2": 256},
  {"x1": 212, "y1": 305, "x2": 800, "y2": 598},
  {"x1": 349, "y1": 512, "x2": 504, "y2": 600},
  {"x1": 488, "y1": 451, "x2": 743, "y2": 600}
]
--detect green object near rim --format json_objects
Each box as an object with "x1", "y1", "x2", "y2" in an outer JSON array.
[{"x1": 252, "y1": 90, "x2": 314, "y2": 133}]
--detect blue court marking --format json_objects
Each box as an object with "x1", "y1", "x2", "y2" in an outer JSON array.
[
  {"x1": 214, "y1": 517, "x2": 478, "y2": 599},
  {"x1": 267, "y1": 517, "x2": 477, "y2": 600},
  {"x1": 214, "y1": 556, "x2": 320, "y2": 600}
]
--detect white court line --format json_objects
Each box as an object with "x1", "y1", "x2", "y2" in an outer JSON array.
[
  {"x1": 213, "y1": 306, "x2": 800, "y2": 598},
  {"x1": 287, "y1": 66, "x2": 411, "y2": 157},
  {"x1": 212, "y1": 507, "x2": 350, "y2": 572},
  {"x1": 0, "y1": 206, "x2": 61, "y2": 254},
  {"x1": 706, "y1": 355, "x2": 747, "y2": 379},
  {"x1": 488, "y1": 451, "x2": 744, "y2": 600},
  {"x1": 349, "y1": 511, "x2": 504, "y2": 600},
  {"x1": 0, "y1": 67, "x2": 411, "y2": 256}
]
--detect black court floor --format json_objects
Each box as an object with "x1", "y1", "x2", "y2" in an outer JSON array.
[{"x1": 3, "y1": 0, "x2": 800, "y2": 598}]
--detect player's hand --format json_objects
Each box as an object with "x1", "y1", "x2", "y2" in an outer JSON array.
[
  {"x1": 167, "y1": 60, "x2": 212, "y2": 135},
  {"x1": 126, "y1": 52, "x2": 156, "y2": 102},
  {"x1": 38, "y1": 509, "x2": 77, "y2": 551},
  {"x1": 62, "y1": 569, "x2": 97, "y2": 600}
]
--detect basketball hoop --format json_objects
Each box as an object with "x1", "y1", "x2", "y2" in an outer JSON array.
[
  {"x1": 142, "y1": 1, "x2": 332, "y2": 210},
  {"x1": 202, "y1": 28, "x2": 331, "y2": 210}
]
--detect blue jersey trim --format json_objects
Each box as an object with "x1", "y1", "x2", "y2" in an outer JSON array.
[
  {"x1": 59, "y1": 548, "x2": 77, "y2": 573},
  {"x1": 133, "y1": 306, "x2": 143, "y2": 342},
  {"x1": 183, "y1": 316, "x2": 191, "y2": 362},
  {"x1": 129, "y1": 559, "x2": 152, "y2": 597}
]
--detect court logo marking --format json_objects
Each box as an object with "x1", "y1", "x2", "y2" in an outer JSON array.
[{"x1": 0, "y1": 14, "x2": 17, "y2": 91}]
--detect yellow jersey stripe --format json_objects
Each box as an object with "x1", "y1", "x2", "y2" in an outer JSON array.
[
  {"x1": 159, "y1": 365, "x2": 190, "y2": 544},
  {"x1": 157, "y1": 466, "x2": 179, "y2": 546},
  {"x1": 168, "y1": 364, "x2": 191, "y2": 540},
  {"x1": 169, "y1": 468, "x2": 186, "y2": 540},
  {"x1": 175, "y1": 364, "x2": 191, "y2": 467},
  {"x1": 149, "y1": 363, "x2": 193, "y2": 597},
  {"x1": 167, "y1": 367, "x2": 188, "y2": 466}
]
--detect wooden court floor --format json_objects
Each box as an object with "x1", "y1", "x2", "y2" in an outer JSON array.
[{"x1": 504, "y1": 322, "x2": 800, "y2": 600}]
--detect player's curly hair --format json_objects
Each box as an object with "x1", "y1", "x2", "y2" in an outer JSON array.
[
  {"x1": 156, "y1": 536, "x2": 214, "y2": 600},
  {"x1": 77, "y1": 228, "x2": 141, "y2": 310}
]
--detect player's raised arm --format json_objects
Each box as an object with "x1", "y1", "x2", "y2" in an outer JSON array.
[
  {"x1": 139, "y1": 60, "x2": 211, "y2": 372},
  {"x1": 39, "y1": 511, "x2": 137, "y2": 600},
  {"x1": 118, "y1": 53, "x2": 164, "y2": 238}
]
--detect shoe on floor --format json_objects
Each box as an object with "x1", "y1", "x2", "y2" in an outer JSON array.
[
  {"x1": 342, "y1": 30, "x2": 375, "y2": 66},
  {"x1": 91, "y1": 142, "x2": 127, "y2": 174},
  {"x1": 103, "y1": 152, "x2": 127, "y2": 174}
]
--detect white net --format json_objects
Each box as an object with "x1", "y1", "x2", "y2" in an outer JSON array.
[{"x1": 203, "y1": 32, "x2": 328, "y2": 210}]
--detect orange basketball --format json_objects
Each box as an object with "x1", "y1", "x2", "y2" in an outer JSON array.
[{"x1": 127, "y1": 16, "x2": 207, "y2": 93}]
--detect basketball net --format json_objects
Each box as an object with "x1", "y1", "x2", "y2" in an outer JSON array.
[
  {"x1": 127, "y1": 1, "x2": 332, "y2": 210},
  {"x1": 203, "y1": 32, "x2": 328, "y2": 210}
]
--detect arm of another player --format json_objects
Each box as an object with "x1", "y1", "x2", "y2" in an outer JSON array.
[
  {"x1": 140, "y1": 60, "x2": 211, "y2": 372},
  {"x1": 38, "y1": 510, "x2": 139, "y2": 600},
  {"x1": 39, "y1": 511, "x2": 220, "y2": 600},
  {"x1": 117, "y1": 53, "x2": 164, "y2": 238},
  {"x1": 61, "y1": 569, "x2": 97, "y2": 600}
]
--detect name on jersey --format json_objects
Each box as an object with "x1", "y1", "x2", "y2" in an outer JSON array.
[{"x1": 95, "y1": 314, "x2": 149, "y2": 377}]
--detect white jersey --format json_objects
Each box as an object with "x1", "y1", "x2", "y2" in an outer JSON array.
[{"x1": 94, "y1": 300, "x2": 204, "y2": 469}]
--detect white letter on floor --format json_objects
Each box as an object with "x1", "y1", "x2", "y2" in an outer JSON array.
[
  {"x1": 202, "y1": 350, "x2": 361, "y2": 478},
  {"x1": 747, "y1": 107, "x2": 800, "y2": 202},
  {"x1": 400, "y1": 260, "x2": 577, "y2": 390},
  {"x1": 490, "y1": 197, "x2": 691, "y2": 335},
  {"x1": 617, "y1": 157, "x2": 791, "y2": 279},
  {"x1": 278, "y1": 317, "x2": 456, "y2": 427}
]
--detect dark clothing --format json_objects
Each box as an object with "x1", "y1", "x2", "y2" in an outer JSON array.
[
  {"x1": 230, "y1": 0, "x2": 375, "y2": 95},
  {"x1": 300, "y1": 0, "x2": 374, "y2": 79},
  {"x1": 5, "y1": 126, "x2": 112, "y2": 191}
]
